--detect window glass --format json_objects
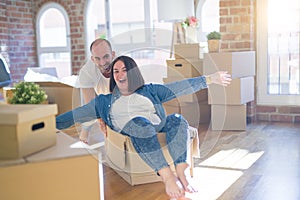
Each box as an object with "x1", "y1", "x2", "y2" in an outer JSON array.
[
  {"x1": 267, "y1": 0, "x2": 300, "y2": 95},
  {"x1": 39, "y1": 8, "x2": 67, "y2": 47},
  {"x1": 36, "y1": 3, "x2": 71, "y2": 78},
  {"x1": 40, "y1": 53, "x2": 71, "y2": 78}
]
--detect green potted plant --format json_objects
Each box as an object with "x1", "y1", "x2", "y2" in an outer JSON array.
[
  {"x1": 8, "y1": 81, "x2": 48, "y2": 104},
  {"x1": 206, "y1": 31, "x2": 221, "y2": 52}
]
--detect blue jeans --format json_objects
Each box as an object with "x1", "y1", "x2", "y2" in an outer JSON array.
[{"x1": 121, "y1": 114, "x2": 189, "y2": 172}]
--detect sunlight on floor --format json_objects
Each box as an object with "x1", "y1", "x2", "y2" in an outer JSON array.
[
  {"x1": 200, "y1": 148, "x2": 264, "y2": 170},
  {"x1": 185, "y1": 167, "x2": 243, "y2": 200},
  {"x1": 184, "y1": 148, "x2": 264, "y2": 199}
]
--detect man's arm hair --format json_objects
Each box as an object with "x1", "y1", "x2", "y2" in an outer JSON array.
[{"x1": 82, "y1": 88, "x2": 96, "y2": 104}]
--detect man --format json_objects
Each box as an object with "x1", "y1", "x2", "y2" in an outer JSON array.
[{"x1": 78, "y1": 38, "x2": 115, "y2": 143}]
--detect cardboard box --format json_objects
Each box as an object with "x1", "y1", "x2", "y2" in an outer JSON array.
[
  {"x1": 0, "y1": 132, "x2": 102, "y2": 200},
  {"x1": 2, "y1": 87, "x2": 15, "y2": 103},
  {"x1": 105, "y1": 126, "x2": 199, "y2": 186},
  {"x1": 163, "y1": 77, "x2": 208, "y2": 103},
  {"x1": 35, "y1": 82, "x2": 81, "y2": 115},
  {"x1": 203, "y1": 51, "x2": 256, "y2": 78},
  {"x1": 208, "y1": 76, "x2": 254, "y2": 105},
  {"x1": 174, "y1": 43, "x2": 203, "y2": 59},
  {"x1": 211, "y1": 104, "x2": 247, "y2": 130},
  {"x1": 166, "y1": 58, "x2": 203, "y2": 78},
  {"x1": 0, "y1": 104, "x2": 57, "y2": 159},
  {"x1": 163, "y1": 99, "x2": 211, "y2": 126}
]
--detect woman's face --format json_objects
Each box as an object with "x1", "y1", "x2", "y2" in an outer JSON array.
[{"x1": 113, "y1": 60, "x2": 130, "y2": 95}]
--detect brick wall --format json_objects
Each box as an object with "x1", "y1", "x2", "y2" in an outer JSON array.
[
  {"x1": 219, "y1": 0, "x2": 255, "y2": 52},
  {"x1": 1, "y1": 0, "x2": 86, "y2": 83},
  {"x1": 3, "y1": 0, "x2": 36, "y2": 82}
]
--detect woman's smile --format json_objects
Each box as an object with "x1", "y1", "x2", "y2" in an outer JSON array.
[{"x1": 113, "y1": 60, "x2": 129, "y2": 95}]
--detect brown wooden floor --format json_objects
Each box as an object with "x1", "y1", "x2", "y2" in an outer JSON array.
[{"x1": 102, "y1": 122, "x2": 300, "y2": 200}]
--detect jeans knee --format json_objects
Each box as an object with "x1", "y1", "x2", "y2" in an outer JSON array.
[
  {"x1": 131, "y1": 116, "x2": 152, "y2": 127},
  {"x1": 123, "y1": 117, "x2": 156, "y2": 138},
  {"x1": 166, "y1": 114, "x2": 188, "y2": 129}
]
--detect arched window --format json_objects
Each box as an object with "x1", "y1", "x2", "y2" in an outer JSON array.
[{"x1": 36, "y1": 3, "x2": 71, "y2": 79}]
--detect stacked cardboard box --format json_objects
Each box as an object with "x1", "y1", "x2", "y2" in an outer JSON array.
[
  {"x1": 0, "y1": 132, "x2": 102, "y2": 200},
  {"x1": 163, "y1": 43, "x2": 210, "y2": 127},
  {"x1": 203, "y1": 51, "x2": 256, "y2": 130},
  {"x1": 0, "y1": 104, "x2": 58, "y2": 159}
]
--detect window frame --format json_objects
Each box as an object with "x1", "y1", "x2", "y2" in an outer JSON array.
[
  {"x1": 36, "y1": 2, "x2": 71, "y2": 69},
  {"x1": 256, "y1": 0, "x2": 300, "y2": 106}
]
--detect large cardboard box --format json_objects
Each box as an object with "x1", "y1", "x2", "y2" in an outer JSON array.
[
  {"x1": 163, "y1": 99, "x2": 211, "y2": 126},
  {"x1": 0, "y1": 104, "x2": 57, "y2": 159},
  {"x1": 166, "y1": 58, "x2": 203, "y2": 78},
  {"x1": 208, "y1": 76, "x2": 254, "y2": 105},
  {"x1": 203, "y1": 51, "x2": 256, "y2": 78},
  {"x1": 211, "y1": 104, "x2": 247, "y2": 130},
  {"x1": 0, "y1": 132, "x2": 103, "y2": 200},
  {"x1": 35, "y1": 81, "x2": 81, "y2": 115},
  {"x1": 105, "y1": 126, "x2": 199, "y2": 186},
  {"x1": 174, "y1": 43, "x2": 203, "y2": 59}
]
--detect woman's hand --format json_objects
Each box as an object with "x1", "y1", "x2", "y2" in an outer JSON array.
[{"x1": 206, "y1": 71, "x2": 232, "y2": 86}]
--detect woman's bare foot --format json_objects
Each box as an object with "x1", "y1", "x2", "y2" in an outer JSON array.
[
  {"x1": 158, "y1": 167, "x2": 185, "y2": 199},
  {"x1": 176, "y1": 163, "x2": 198, "y2": 193}
]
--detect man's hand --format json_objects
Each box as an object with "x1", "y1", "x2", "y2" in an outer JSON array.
[
  {"x1": 98, "y1": 118, "x2": 107, "y2": 137},
  {"x1": 206, "y1": 71, "x2": 232, "y2": 86}
]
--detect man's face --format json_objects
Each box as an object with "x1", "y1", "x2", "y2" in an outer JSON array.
[{"x1": 91, "y1": 42, "x2": 115, "y2": 78}]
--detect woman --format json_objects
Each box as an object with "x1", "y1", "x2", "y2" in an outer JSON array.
[{"x1": 56, "y1": 55, "x2": 231, "y2": 199}]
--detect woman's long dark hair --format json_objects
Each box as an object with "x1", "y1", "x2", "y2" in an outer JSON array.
[{"x1": 109, "y1": 56, "x2": 145, "y2": 93}]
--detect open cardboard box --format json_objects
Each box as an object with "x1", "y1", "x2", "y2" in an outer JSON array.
[
  {"x1": 35, "y1": 81, "x2": 81, "y2": 115},
  {"x1": 105, "y1": 126, "x2": 200, "y2": 186}
]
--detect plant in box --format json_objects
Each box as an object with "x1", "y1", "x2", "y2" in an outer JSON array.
[
  {"x1": 207, "y1": 31, "x2": 221, "y2": 52},
  {"x1": 8, "y1": 81, "x2": 48, "y2": 104}
]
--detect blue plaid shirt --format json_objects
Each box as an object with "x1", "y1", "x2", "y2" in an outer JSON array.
[{"x1": 56, "y1": 76, "x2": 207, "y2": 130}]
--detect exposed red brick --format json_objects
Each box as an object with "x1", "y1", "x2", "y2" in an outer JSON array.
[
  {"x1": 277, "y1": 106, "x2": 300, "y2": 114},
  {"x1": 256, "y1": 113, "x2": 270, "y2": 122},
  {"x1": 256, "y1": 106, "x2": 276, "y2": 113},
  {"x1": 295, "y1": 116, "x2": 300, "y2": 123},
  {"x1": 270, "y1": 114, "x2": 293, "y2": 123},
  {"x1": 220, "y1": 0, "x2": 241, "y2": 7},
  {"x1": 230, "y1": 8, "x2": 248, "y2": 15}
]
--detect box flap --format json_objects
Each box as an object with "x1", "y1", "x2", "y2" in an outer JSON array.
[
  {"x1": 35, "y1": 81, "x2": 79, "y2": 88},
  {"x1": 105, "y1": 127, "x2": 126, "y2": 169},
  {"x1": 0, "y1": 104, "x2": 58, "y2": 124},
  {"x1": 34, "y1": 75, "x2": 80, "y2": 88}
]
